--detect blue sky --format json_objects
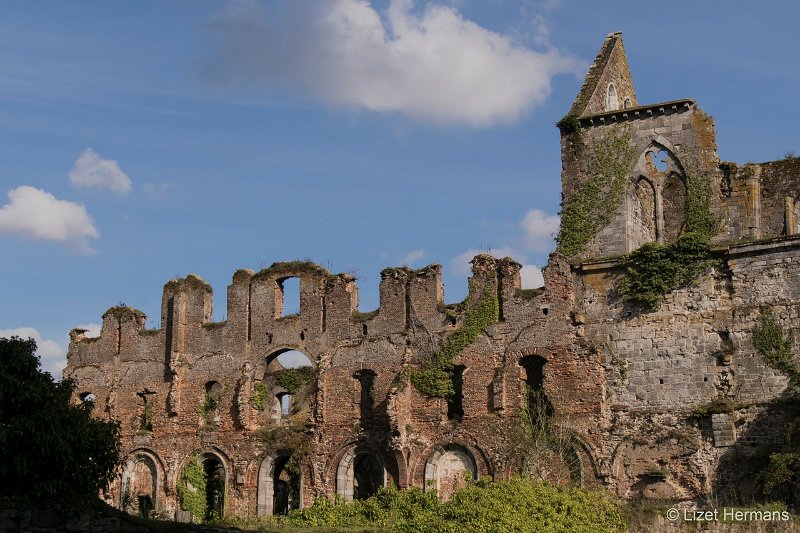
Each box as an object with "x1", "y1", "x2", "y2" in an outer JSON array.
[{"x1": 1, "y1": 0, "x2": 798, "y2": 376}]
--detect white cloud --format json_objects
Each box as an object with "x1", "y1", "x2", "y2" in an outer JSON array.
[
  {"x1": 520, "y1": 208, "x2": 559, "y2": 252},
  {"x1": 452, "y1": 246, "x2": 522, "y2": 276},
  {"x1": 69, "y1": 148, "x2": 132, "y2": 193},
  {"x1": 0, "y1": 327, "x2": 66, "y2": 378},
  {"x1": 0, "y1": 186, "x2": 99, "y2": 253},
  {"x1": 202, "y1": 0, "x2": 579, "y2": 126},
  {"x1": 75, "y1": 323, "x2": 102, "y2": 338},
  {"x1": 142, "y1": 182, "x2": 177, "y2": 198},
  {"x1": 452, "y1": 248, "x2": 543, "y2": 288},
  {"x1": 520, "y1": 263, "x2": 544, "y2": 288},
  {"x1": 400, "y1": 249, "x2": 426, "y2": 266}
]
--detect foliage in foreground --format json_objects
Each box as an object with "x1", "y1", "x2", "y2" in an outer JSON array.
[
  {"x1": 257, "y1": 478, "x2": 626, "y2": 532},
  {"x1": 0, "y1": 336, "x2": 121, "y2": 504}
]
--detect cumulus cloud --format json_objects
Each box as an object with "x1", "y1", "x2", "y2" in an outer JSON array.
[
  {"x1": 201, "y1": 0, "x2": 579, "y2": 126},
  {"x1": 452, "y1": 247, "x2": 544, "y2": 288},
  {"x1": 400, "y1": 249, "x2": 426, "y2": 266},
  {"x1": 451, "y1": 246, "x2": 520, "y2": 276},
  {"x1": 0, "y1": 186, "x2": 99, "y2": 253},
  {"x1": 69, "y1": 148, "x2": 132, "y2": 193},
  {"x1": 520, "y1": 208, "x2": 559, "y2": 252},
  {"x1": 520, "y1": 264, "x2": 544, "y2": 288},
  {"x1": 0, "y1": 327, "x2": 66, "y2": 378},
  {"x1": 75, "y1": 323, "x2": 102, "y2": 338}
]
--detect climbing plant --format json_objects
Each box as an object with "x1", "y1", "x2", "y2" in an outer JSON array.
[
  {"x1": 249, "y1": 381, "x2": 270, "y2": 411},
  {"x1": 618, "y1": 170, "x2": 720, "y2": 309},
  {"x1": 617, "y1": 232, "x2": 717, "y2": 310},
  {"x1": 410, "y1": 286, "x2": 499, "y2": 398},
  {"x1": 556, "y1": 127, "x2": 635, "y2": 257},
  {"x1": 753, "y1": 311, "x2": 797, "y2": 379},
  {"x1": 178, "y1": 456, "x2": 207, "y2": 522}
]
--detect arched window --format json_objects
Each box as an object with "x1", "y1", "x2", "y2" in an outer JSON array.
[
  {"x1": 624, "y1": 97, "x2": 632, "y2": 109},
  {"x1": 606, "y1": 83, "x2": 619, "y2": 111}
]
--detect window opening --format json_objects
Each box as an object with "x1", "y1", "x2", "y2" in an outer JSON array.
[
  {"x1": 606, "y1": 83, "x2": 619, "y2": 111},
  {"x1": 277, "y1": 277, "x2": 300, "y2": 318},
  {"x1": 447, "y1": 365, "x2": 466, "y2": 420}
]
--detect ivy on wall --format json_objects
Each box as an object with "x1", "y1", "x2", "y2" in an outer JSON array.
[
  {"x1": 410, "y1": 286, "x2": 499, "y2": 398},
  {"x1": 249, "y1": 381, "x2": 270, "y2": 411},
  {"x1": 617, "y1": 232, "x2": 716, "y2": 310},
  {"x1": 617, "y1": 169, "x2": 720, "y2": 310},
  {"x1": 178, "y1": 456, "x2": 207, "y2": 522},
  {"x1": 556, "y1": 127, "x2": 635, "y2": 257},
  {"x1": 753, "y1": 310, "x2": 797, "y2": 379}
]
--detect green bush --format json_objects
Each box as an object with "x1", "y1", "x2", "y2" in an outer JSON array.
[{"x1": 282, "y1": 479, "x2": 626, "y2": 532}]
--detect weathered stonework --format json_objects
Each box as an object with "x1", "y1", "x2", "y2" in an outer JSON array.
[{"x1": 65, "y1": 32, "x2": 800, "y2": 520}]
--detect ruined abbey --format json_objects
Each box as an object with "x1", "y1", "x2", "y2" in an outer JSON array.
[{"x1": 65, "y1": 32, "x2": 800, "y2": 520}]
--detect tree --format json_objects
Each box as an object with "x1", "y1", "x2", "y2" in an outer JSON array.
[{"x1": 0, "y1": 336, "x2": 121, "y2": 504}]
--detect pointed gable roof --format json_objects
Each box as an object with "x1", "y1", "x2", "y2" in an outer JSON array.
[{"x1": 567, "y1": 32, "x2": 637, "y2": 118}]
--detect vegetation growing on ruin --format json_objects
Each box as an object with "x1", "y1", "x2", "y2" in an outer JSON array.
[
  {"x1": 556, "y1": 113, "x2": 581, "y2": 134},
  {"x1": 273, "y1": 367, "x2": 314, "y2": 394},
  {"x1": 753, "y1": 310, "x2": 798, "y2": 379},
  {"x1": 691, "y1": 397, "x2": 739, "y2": 418},
  {"x1": 254, "y1": 260, "x2": 330, "y2": 279},
  {"x1": 556, "y1": 127, "x2": 635, "y2": 257},
  {"x1": 410, "y1": 286, "x2": 499, "y2": 398},
  {"x1": 102, "y1": 305, "x2": 147, "y2": 319},
  {"x1": 249, "y1": 381, "x2": 270, "y2": 411},
  {"x1": 617, "y1": 232, "x2": 717, "y2": 310},
  {"x1": 352, "y1": 309, "x2": 379, "y2": 322},
  {"x1": 178, "y1": 456, "x2": 207, "y2": 523},
  {"x1": 493, "y1": 387, "x2": 580, "y2": 486},
  {"x1": 617, "y1": 168, "x2": 720, "y2": 310},
  {"x1": 761, "y1": 417, "x2": 800, "y2": 510},
  {"x1": 0, "y1": 336, "x2": 121, "y2": 505}
]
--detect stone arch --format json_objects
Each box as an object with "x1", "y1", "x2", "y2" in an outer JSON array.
[
  {"x1": 335, "y1": 445, "x2": 387, "y2": 502},
  {"x1": 177, "y1": 449, "x2": 230, "y2": 521},
  {"x1": 260, "y1": 347, "x2": 316, "y2": 424},
  {"x1": 610, "y1": 432, "x2": 704, "y2": 502},
  {"x1": 120, "y1": 449, "x2": 165, "y2": 517},
  {"x1": 257, "y1": 451, "x2": 302, "y2": 516},
  {"x1": 424, "y1": 444, "x2": 478, "y2": 499},
  {"x1": 630, "y1": 140, "x2": 688, "y2": 245}
]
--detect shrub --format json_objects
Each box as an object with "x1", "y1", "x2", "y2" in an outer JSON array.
[{"x1": 0, "y1": 336, "x2": 121, "y2": 504}]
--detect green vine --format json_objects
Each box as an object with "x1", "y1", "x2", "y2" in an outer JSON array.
[
  {"x1": 753, "y1": 310, "x2": 797, "y2": 379},
  {"x1": 410, "y1": 286, "x2": 499, "y2": 398},
  {"x1": 249, "y1": 381, "x2": 270, "y2": 411},
  {"x1": 178, "y1": 456, "x2": 207, "y2": 522},
  {"x1": 617, "y1": 232, "x2": 716, "y2": 310},
  {"x1": 273, "y1": 367, "x2": 314, "y2": 394},
  {"x1": 618, "y1": 170, "x2": 720, "y2": 310},
  {"x1": 556, "y1": 127, "x2": 635, "y2": 256}
]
